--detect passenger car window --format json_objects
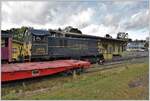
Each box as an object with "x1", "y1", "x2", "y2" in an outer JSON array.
[{"x1": 1, "y1": 38, "x2": 8, "y2": 47}]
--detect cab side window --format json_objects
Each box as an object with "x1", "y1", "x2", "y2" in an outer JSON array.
[{"x1": 33, "y1": 36, "x2": 47, "y2": 43}]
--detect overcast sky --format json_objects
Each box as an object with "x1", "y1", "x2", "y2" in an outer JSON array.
[{"x1": 1, "y1": 0, "x2": 149, "y2": 40}]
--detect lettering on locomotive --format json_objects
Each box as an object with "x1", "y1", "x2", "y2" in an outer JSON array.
[{"x1": 35, "y1": 48, "x2": 46, "y2": 54}]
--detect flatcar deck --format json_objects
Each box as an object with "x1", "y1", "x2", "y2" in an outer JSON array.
[{"x1": 2, "y1": 60, "x2": 91, "y2": 82}]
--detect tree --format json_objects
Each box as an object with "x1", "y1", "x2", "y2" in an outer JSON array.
[
  {"x1": 63, "y1": 26, "x2": 82, "y2": 34},
  {"x1": 58, "y1": 27, "x2": 62, "y2": 31},
  {"x1": 128, "y1": 38, "x2": 132, "y2": 42},
  {"x1": 117, "y1": 32, "x2": 128, "y2": 40},
  {"x1": 105, "y1": 34, "x2": 112, "y2": 38},
  {"x1": 10, "y1": 26, "x2": 28, "y2": 41},
  {"x1": 144, "y1": 42, "x2": 149, "y2": 50}
]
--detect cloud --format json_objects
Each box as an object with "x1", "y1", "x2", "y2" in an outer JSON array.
[
  {"x1": 123, "y1": 9, "x2": 149, "y2": 30},
  {"x1": 67, "y1": 8, "x2": 94, "y2": 28},
  {"x1": 1, "y1": 1, "x2": 149, "y2": 40},
  {"x1": 1, "y1": 1, "x2": 95, "y2": 30},
  {"x1": 102, "y1": 13, "x2": 121, "y2": 27},
  {"x1": 80, "y1": 24, "x2": 120, "y2": 38},
  {"x1": 2, "y1": 2, "x2": 57, "y2": 25}
]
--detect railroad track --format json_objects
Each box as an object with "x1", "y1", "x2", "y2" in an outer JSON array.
[
  {"x1": 86, "y1": 56, "x2": 148, "y2": 74},
  {"x1": 2, "y1": 55, "x2": 148, "y2": 88}
]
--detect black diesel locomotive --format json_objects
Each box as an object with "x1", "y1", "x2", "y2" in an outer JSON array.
[{"x1": 25, "y1": 29, "x2": 104, "y2": 63}]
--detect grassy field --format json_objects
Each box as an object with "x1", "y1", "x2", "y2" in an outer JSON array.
[{"x1": 2, "y1": 59, "x2": 149, "y2": 100}]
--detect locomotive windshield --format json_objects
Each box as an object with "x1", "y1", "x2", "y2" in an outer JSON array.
[{"x1": 33, "y1": 35, "x2": 47, "y2": 43}]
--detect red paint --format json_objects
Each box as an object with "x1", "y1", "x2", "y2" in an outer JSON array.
[
  {"x1": 1, "y1": 47, "x2": 9, "y2": 60},
  {"x1": 1, "y1": 60, "x2": 91, "y2": 82},
  {"x1": 1, "y1": 36, "x2": 12, "y2": 62}
]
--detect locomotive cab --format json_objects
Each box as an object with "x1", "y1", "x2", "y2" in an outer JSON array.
[{"x1": 29, "y1": 29, "x2": 49, "y2": 61}]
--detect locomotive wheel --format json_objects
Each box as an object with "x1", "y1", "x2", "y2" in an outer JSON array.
[
  {"x1": 75, "y1": 68, "x2": 83, "y2": 75},
  {"x1": 61, "y1": 69, "x2": 74, "y2": 77},
  {"x1": 78, "y1": 68, "x2": 86, "y2": 73}
]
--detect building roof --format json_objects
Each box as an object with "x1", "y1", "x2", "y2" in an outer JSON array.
[
  {"x1": 29, "y1": 28, "x2": 126, "y2": 42},
  {"x1": 28, "y1": 29, "x2": 49, "y2": 36},
  {"x1": 66, "y1": 33, "x2": 126, "y2": 42},
  {"x1": 49, "y1": 29, "x2": 126, "y2": 42}
]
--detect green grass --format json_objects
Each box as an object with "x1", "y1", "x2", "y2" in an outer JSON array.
[{"x1": 2, "y1": 61, "x2": 149, "y2": 100}]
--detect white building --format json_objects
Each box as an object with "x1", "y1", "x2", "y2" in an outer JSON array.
[{"x1": 126, "y1": 41, "x2": 146, "y2": 51}]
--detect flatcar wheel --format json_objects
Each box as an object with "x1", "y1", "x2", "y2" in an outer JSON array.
[
  {"x1": 68, "y1": 70, "x2": 74, "y2": 75},
  {"x1": 61, "y1": 69, "x2": 73, "y2": 77},
  {"x1": 60, "y1": 72, "x2": 69, "y2": 77},
  {"x1": 75, "y1": 68, "x2": 82, "y2": 75},
  {"x1": 80, "y1": 68, "x2": 86, "y2": 73}
]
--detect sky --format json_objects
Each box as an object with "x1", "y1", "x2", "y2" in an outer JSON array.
[{"x1": 1, "y1": 0, "x2": 149, "y2": 40}]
